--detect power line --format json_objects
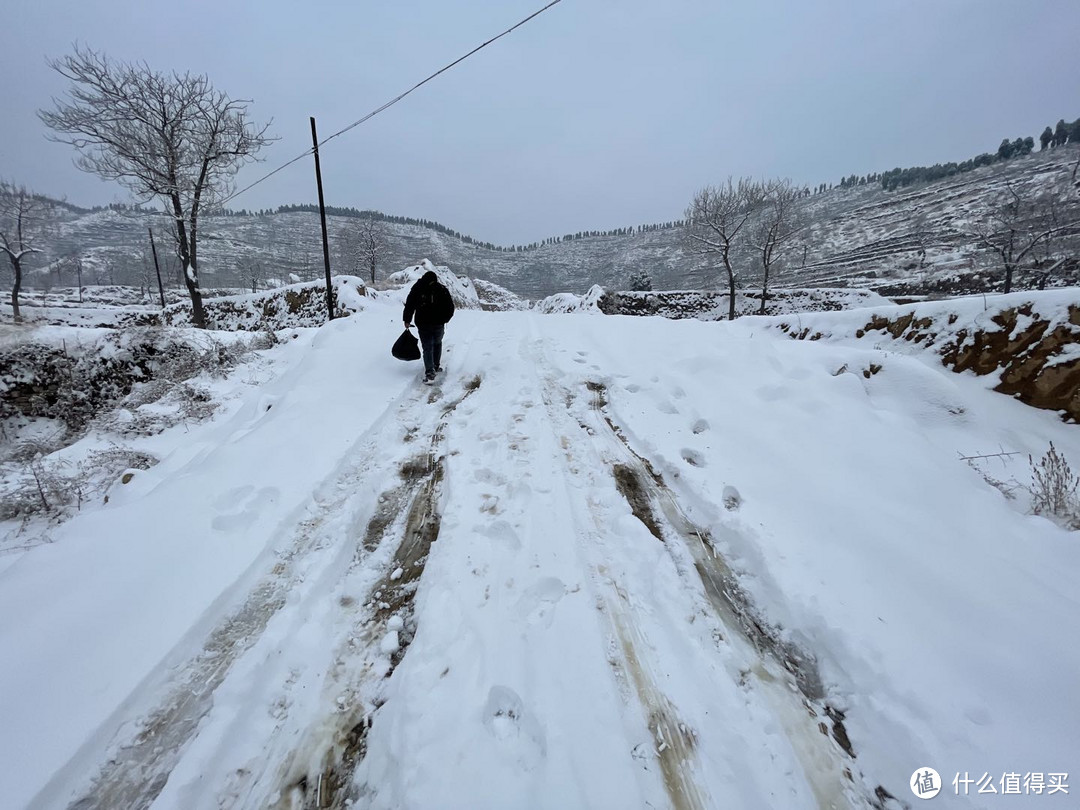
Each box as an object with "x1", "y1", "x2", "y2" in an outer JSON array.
[{"x1": 222, "y1": 0, "x2": 563, "y2": 207}]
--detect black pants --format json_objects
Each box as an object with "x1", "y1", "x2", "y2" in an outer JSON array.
[{"x1": 417, "y1": 324, "x2": 444, "y2": 375}]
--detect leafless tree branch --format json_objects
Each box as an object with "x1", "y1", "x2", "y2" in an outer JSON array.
[
  {"x1": 0, "y1": 182, "x2": 54, "y2": 322},
  {"x1": 39, "y1": 45, "x2": 275, "y2": 327},
  {"x1": 684, "y1": 178, "x2": 763, "y2": 320},
  {"x1": 749, "y1": 178, "x2": 802, "y2": 315}
]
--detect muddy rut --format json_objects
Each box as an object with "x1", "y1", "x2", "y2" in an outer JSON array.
[
  {"x1": 268, "y1": 376, "x2": 481, "y2": 810},
  {"x1": 59, "y1": 378, "x2": 481, "y2": 810},
  {"x1": 533, "y1": 366, "x2": 883, "y2": 810},
  {"x1": 579, "y1": 379, "x2": 896, "y2": 809}
]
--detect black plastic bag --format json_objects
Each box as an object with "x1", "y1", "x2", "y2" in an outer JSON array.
[{"x1": 391, "y1": 328, "x2": 421, "y2": 361}]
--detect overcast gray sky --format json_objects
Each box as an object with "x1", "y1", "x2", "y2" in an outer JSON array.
[{"x1": 3, "y1": 0, "x2": 1079, "y2": 245}]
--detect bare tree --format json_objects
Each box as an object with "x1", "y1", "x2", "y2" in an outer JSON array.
[
  {"x1": 0, "y1": 182, "x2": 51, "y2": 322},
  {"x1": 684, "y1": 178, "x2": 762, "y2": 320},
  {"x1": 239, "y1": 254, "x2": 267, "y2": 293},
  {"x1": 359, "y1": 218, "x2": 388, "y2": 285},
  {"x1": 336, "y1": 217, "x2": 389, "y2": 284},
  {"x1": 909, "y1": 210, "x2": 934, "y2": 270},
  {"x1": 334, "y1": 222, "x2": 363, "y2": 278},
  {"x1": 967, "y1": 181, "x2": 1074, "y2": 293},
  {"x1": 53, "y1": 254, "x2": 81, "y2": 288},
  {"x1": 1025, "y1": 190, "x2": 1080, "y2": 289},
  {"x1": 136, "y1": 243, "x2": 156, "y2": 301},
  {"x1": 749, "y1": 179, "x2": 801, "y2": 315},
  {"x1": 39, "y1": 46, "x2": 273, "y2": 328},
  {"x1": 39, "y1": 264, "x2": 55, "y2": 309},
  {"x1": 97, "y1": 256, "x2": 113, "y2": 286}
]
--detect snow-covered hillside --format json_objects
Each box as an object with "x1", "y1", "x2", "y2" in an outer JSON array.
[
  {"x1": 16, "y1": 147, "x2": 1080, "y2": 301},
  {"x1": 1, "y1": 290, "x2": 1078, "y2": 809}
]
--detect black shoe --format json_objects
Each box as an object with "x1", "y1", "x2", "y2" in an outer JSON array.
[
  {"x1": 434, "y1": 365, "x2": 442, "y2": 374},
  {"x1": 423, "y1": 371, "x2": 436, "y2": 384}
]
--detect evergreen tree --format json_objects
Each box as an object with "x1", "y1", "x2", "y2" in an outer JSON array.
[
  {"x1": 1040, "y1": 126, "x2": 1054, "y2": 150},
  {"x1": 628, "y1": 268, "x2": 652, "y2": 291},
  {"x1": 1054, "y1": 119, "x2": 1069, "y2": 147},
  {"x1": 998, "y1": 138, "x2": 1014, "y2": 160}
]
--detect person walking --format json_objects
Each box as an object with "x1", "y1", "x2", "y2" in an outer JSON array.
[{"x1": 403, "y1": 270, "x2": 455, "y2": 384}]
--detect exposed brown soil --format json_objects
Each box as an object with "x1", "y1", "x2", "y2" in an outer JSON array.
[
  {"x1": 613, "y1": 463, "x2": 664, "y2": 541},
  {"x1": 781, "y1": 301, "x2": 1080, "y2": 421}
]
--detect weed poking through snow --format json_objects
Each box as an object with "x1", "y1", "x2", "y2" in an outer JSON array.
[{"x1": 1029, "y1": 442, "x2": 1080, "y2": 527}]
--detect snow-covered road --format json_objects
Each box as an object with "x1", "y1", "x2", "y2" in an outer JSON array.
[{"x1": 3, "y1": 303, "x2": 1079, "y2": 809}]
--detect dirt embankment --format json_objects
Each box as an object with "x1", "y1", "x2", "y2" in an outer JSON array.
[{"x1": 779, "y1": 303, "x2": 1080, "y2": 421}]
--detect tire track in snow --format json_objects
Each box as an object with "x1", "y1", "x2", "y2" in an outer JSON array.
[
  {"x1": 524, "y1": 335, "x2": 712, "y2": 810},
  {"x1": 55, "y1": 380, "x2": 448, "y2": 810},
  {"x1": 524, "y1": 321, "x2": 883, "y2": 808},
  {"x1": 263, "y1": 375, "x2": 483, "y2": 810},
  {"x1": 609, "y1": 607, "x2": 707, "y2": 810},
  {"x1": 574, "y1": 377, "x2": 884, "y2": 810}
]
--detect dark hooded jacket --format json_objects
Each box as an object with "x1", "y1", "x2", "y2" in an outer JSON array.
[{"x1": 403, "y1": 271, "x2": 456, "y2": 327}]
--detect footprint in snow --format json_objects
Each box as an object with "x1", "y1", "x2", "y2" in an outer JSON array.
[
  {"x1": 691, "y1": 418, "x2": 710, "y2": 434},
  {"x1": 212, "y1": 485, "x2": 253, "y2": 510},
  {"x1": 483, "y1": 685, "x2": 547, "y2": 768},
  {"x1": 211, "y1": 486, "x2": 279, "y2": 531},
  {"x1": 474, "y1": 467, "x2": 508, "y2": 487},
  {"x1": 478, "y1": 520, "x2": 522, "y2": 553},
  {"x1": 681, "y1": 449, "x2": 706, "y2": 468},
  {"x1": 515, "y1": 577, "x2": 566, "y2": 628}
]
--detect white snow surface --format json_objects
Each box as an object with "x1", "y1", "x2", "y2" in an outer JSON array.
[
  {"x1": 1, "y1": 292, "x2": 1078, "y2": 810},
  {"x1": 384, "y1": 259, "x2": 482, "y2": 312},
  {"x1": 535, "y1": 284, "x2": 607, "y2": 314}
]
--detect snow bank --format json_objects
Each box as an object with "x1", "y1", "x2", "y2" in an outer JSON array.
[
  {"x1": 162, "y1": 276, "x2": 371, "y2": 330},
  {"x1": 534, "y1": 284, "x2": 607, "y2": 313},
  {"x1": 1, "y1": 326, "x2": 264, "y2": 540},
  {"x1": 2, "y1": 279, "x2": 371, "y2": 331},
  {"x1": 383, "y1": 258, "x2": 481, "y2": 311},
  {"x1": 767, "y1": 288, "x2": 1080, "y2": 420},
  {"x1": 0, "y1": 326, "x2": 254, "y2": 430},
  {"x1": 603, "y1": 287, "x2": 890, "y2": 319},
  {"x1": 472, "y1": 277, "x2": 529, "y2": 311},
  {"x1": 535, "y1": 286, "x2": 890, "y2": 319}
]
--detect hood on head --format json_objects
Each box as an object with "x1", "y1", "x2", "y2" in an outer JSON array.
[{"x1": 421, "y1": 270, "x2": 438, "y2": 283}]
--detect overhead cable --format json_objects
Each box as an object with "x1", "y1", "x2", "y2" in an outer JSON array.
[{"x1": 222, "y1": 0, "x2": 563, "y2": 206}]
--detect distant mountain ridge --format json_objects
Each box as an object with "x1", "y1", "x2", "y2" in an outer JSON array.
[{"x1": 14, "y1": 147, "x2": 1080, "y2": 301}]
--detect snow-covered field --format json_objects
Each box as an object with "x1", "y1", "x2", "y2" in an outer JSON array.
[{"x1": 1, "y1": 286, "x2": 1078, "y2": 809}]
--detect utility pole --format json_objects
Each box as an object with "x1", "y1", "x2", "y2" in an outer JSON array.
[
  {"x1": 148, "y1": 227, "x2": 166, "y2": 309},
  {"x1": 310, "y1": 116, "x2": 334, "y2": 321}
]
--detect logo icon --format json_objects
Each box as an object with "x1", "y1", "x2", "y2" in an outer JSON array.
[{"x1": 911, "y1": 767, "x2": 942, "y2": 799}]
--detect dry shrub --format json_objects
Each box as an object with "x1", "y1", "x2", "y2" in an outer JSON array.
[{"x1": 1029, "y1": 442, "x2": 1080, "y2": 526}]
